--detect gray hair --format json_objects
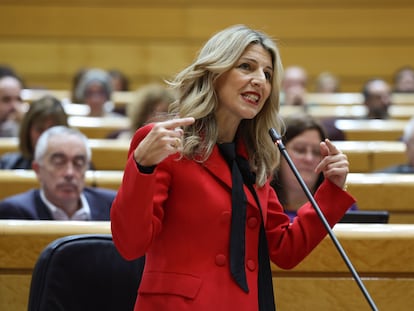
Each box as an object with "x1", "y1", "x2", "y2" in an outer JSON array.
[
  {"x1": 34, "y1": 126, "x2": 91, "y2": 163},
  {"x1": 74, "y1": 68, "x2": 112, "y2": 103}
]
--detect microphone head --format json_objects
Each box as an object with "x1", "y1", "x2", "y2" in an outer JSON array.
[{"x1": 268, "y1": 128, "x2": 282, "y2": 143}]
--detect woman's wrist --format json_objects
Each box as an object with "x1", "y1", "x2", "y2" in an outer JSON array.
[{"x1": 136, "y1": 161, "x2": 156, "y2": 174}]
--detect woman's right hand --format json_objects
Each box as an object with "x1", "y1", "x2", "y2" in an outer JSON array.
[{"x1": 133, "y1": 117, "x2": 195, "y2": 166}]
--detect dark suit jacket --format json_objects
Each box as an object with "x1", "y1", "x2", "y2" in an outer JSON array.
[{"x1": 0, "y1": 187, "x2": 116, "y2": 220}]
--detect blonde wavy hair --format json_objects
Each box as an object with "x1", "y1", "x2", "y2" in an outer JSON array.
[{"x1": 168, "y1": 24, "x2": 283, "y2": 187}]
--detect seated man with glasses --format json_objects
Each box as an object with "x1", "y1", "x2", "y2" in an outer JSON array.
[{"x1": 0, "y1": 126, "x2": 116, "y2": 220}]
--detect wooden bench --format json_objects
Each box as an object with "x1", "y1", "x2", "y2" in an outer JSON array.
[
  {"x1": 305, "y1": 92, "x2": 414, "y2": 106},
  {"x1": 335, "y1": 119, "x2": 407, "y2": 141},
  {"x1": 0, "y1": 138, "x2": 407, "y2": 174},
  {"x1": 0, "y1": 138, "x2": 129, "y2": 171},
  {"x1": 21, "y1": 90, "x2": 414, "y2": 107},
  {"x1": 281, "y1": 104, "x2": 414, "y2": 121},
  {"x1": 272, "y1": 223, "x2": 414, "y2": 310},
  {"x1": 334, "y1": 140, "x2": 406, "y2": 172},
  {"x1": 0, "y1": 220, "x2": 110, "y2": 311},
  {"x1": 0, "y1": 220, "x2": 412, "y2": 311},
  {"x1": 21, "y1": 89, "x2": 135, "y2": 112},
  {"x1": 346, "y1": 173, "x2": 414, "y2": 224},
  {"x1": 2, "y1": 170, "x2": 414, "y2": 224},
  {"x1": 68, "y1": 115, "x2": 130, "y2": 139},
  {"x1": 90, "y1": 171, "x2": 414, "y2": 224}
]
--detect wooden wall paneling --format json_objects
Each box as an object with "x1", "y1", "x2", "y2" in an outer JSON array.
[{"x1": 1, "y1": 2, "x2": 414, "y2": 90}]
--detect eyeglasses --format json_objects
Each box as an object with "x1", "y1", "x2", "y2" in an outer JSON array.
[
  {"x1": 288, "y1": 144, "x2": 321, "y2": 159},
  {"x1": 46, "y1": 153, "x2": 88, "y2": 171}
]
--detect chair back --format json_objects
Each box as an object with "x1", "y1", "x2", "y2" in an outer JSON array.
[{"x1": 28, "y1": 234, "x2": 145, "y2": 311}]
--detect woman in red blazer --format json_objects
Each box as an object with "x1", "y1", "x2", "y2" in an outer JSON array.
[{"x1": 111, "y1": 24, "x2": 355, "y2": 311}]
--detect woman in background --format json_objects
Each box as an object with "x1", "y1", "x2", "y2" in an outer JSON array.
[
  {"x1": 0, "y1": 95, "x2": 68, "y2": 169},
  {"x1": 109, "y1": 83, "x2": 175, "y2": 140},
  {"x1": 271, "y1": 113, "x2": 357, "y2": 221}
]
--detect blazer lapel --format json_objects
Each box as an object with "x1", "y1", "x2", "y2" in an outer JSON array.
[
  {"x1": 203, "y1": 145, "x2": 233, "y2": 188},
  {"x1": 203, "y1": 144, "x2": 259, "y2": 210},
  {"x1": 33, "y1": 190, "x2": 54, "y2": 220}
]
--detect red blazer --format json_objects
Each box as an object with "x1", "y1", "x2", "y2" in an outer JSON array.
[{"x1": 111, "y1": 125, "x2": 356, "y2": 311}]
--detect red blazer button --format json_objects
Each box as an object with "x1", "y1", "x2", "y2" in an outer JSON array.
[
  {"x1": 247, "y1": 217, "x2": 258, "y2": 229},
  {"x1": 215, "y1": 254, "x2": 227, "y2": 266},
  {"x1": 246, "y1": 259, "x2": 256, "y2": 271}
]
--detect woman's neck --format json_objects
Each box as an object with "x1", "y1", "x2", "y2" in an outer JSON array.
[{"x1": 215, "y1": 112, "x2": 240, "y2": 144}]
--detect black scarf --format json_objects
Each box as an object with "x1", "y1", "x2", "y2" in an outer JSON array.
[{"x1": 218, "y1": 143, "x2": 276, "y2": 311}]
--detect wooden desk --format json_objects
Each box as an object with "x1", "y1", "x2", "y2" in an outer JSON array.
[
  {"x1": 0, "y1": 138, "x2": 129, "y2": 171},
  {"x1": 305, "y1": 92, "x2": 414, "y2": 106},
  {"x1": 21, "y1": 89, "x2": 135, "y2": 110},
  {"x1": 21, "y1": 90, "x2": 414, "y2": 111},
  {"x1": 335, "y1": 119, "x2": 407, "y2": 141},
  {"x1": 272, "y1": 223, "x2": 414, "y2": 311},
  {"x1": 281, "y1": 104, "x2": 414, "y2": 121},
  {"x1": 86, "y1": 171, "x2": 414, "y2": 224},
  {"x1": 88, "y1": 139, "x2": 128, "y2": 171},
  {"x1": 2, "y1": 170, "x2": 414, "y2": 224},
  {"x1": 305, "y1": 92, "x2": 364, "y2": 106},
  {"x1": 68, "y1": 116, "x2": 130, "y2": 139},
  {"x1": 0, "y1": 220, "x2": 110, "y2": 311},
  {"x1": 0, "y1": 221, "x2": 413, "y2": 311},
  {"x1": 347, "y1": 173, "x2": 414, "y2": 223},
  {"x1": 334, "y1": 140, "x2": 406, "y2": 172},
  {"x1": 0, "y1": 139, "x2": 406, "y2": 174}
]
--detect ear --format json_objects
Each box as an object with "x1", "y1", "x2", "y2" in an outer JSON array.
[{"x1": 32, "y1": 161, "x2": 40, "y2": 176}]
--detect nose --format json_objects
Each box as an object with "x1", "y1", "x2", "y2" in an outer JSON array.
[
  {"x1": 251, "y1": 71, "x2": 266, "y2": 87},
  {"x1": 303, "y1": 151, "x2": 315, "y2": 162},
  {"x1": 63, "y1": 161, "x2": 76, "y2": 177}
]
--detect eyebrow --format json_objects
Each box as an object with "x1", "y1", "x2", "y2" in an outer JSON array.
[
  {"x1": 49, "y1": 152, "x2": 86, "y2": 158},
  {"x1": 240, "y1": 56, "x2": 273, "y2": 72}
]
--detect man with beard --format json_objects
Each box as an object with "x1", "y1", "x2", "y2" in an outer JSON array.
[
  {"x1": 0, "y1": 126, "x2": 115, "y2": 220},
  {"x1": 362, "y1": 78, "x2": 392, "y2": 119},
  {"x1": 0, "y1": 74, "x2": 25, "y2": 137}
]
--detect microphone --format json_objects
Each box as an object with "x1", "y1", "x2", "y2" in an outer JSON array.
[{"x1": 268, "y1": 128, "x2": 378, "y2": 311}]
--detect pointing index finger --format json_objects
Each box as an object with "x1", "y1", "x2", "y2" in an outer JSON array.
[
  {"x1": 324, "y1": 138, "x2": 340, "y2": 155},
  {"x1": 163, "y1": 117, "x2": 195, "y2": 129}
]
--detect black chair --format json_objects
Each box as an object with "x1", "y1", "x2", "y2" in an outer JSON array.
[{"x1": 27, "y1": 234, "x2": 145, "y2": 311}]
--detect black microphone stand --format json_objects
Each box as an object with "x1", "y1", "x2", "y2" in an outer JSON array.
[{"x1": 269, "y1": 128, "x2": 378, "y2": 311}]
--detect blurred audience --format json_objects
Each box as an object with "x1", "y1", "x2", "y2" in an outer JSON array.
[
  {"x1": 108, "y1": 69, "x2": 130, "y2": 91},
  {"x1": 74, "y1": 68, "x2": 121, "y2": 117},
  {"x1": 362, "y1": 78, "x2": 392, "y2": 119},
  {"x1": 0, "y1": 126, "x2": 116, "y2": 220},
  {"x1": 0, "y1": 74, "x2": 25, "y2": 137},
  {"x1": 109, "y1": 83, "x2": 175, "y2": 140},
  {"x1": 280, "y1": 65, "x2": 308, "y2": 106},
  {"x1": 392, "y1": 65, "x2": 414, "y2": 93},
  {"x1": 108, "y1": 69, "x2": 130, "y2": 115},
  {"x1": 270, "y1": 113, "x2": 356, "y2": 221},
  {"x1": 376, "y1": 116, "x2": 414, "y2": 173},
  {"x1": 70, "y1": 67, "x2": 89, "y2": 104},
  {"x1": 314, "y1": 71, "x2": 340, "y2": 93},
  {"x1": 0, "y1": 64, "x2": 18, "y2": 79},
  {"x1": 0, "y1": 95, "x2": 68, "y2": 169}
]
